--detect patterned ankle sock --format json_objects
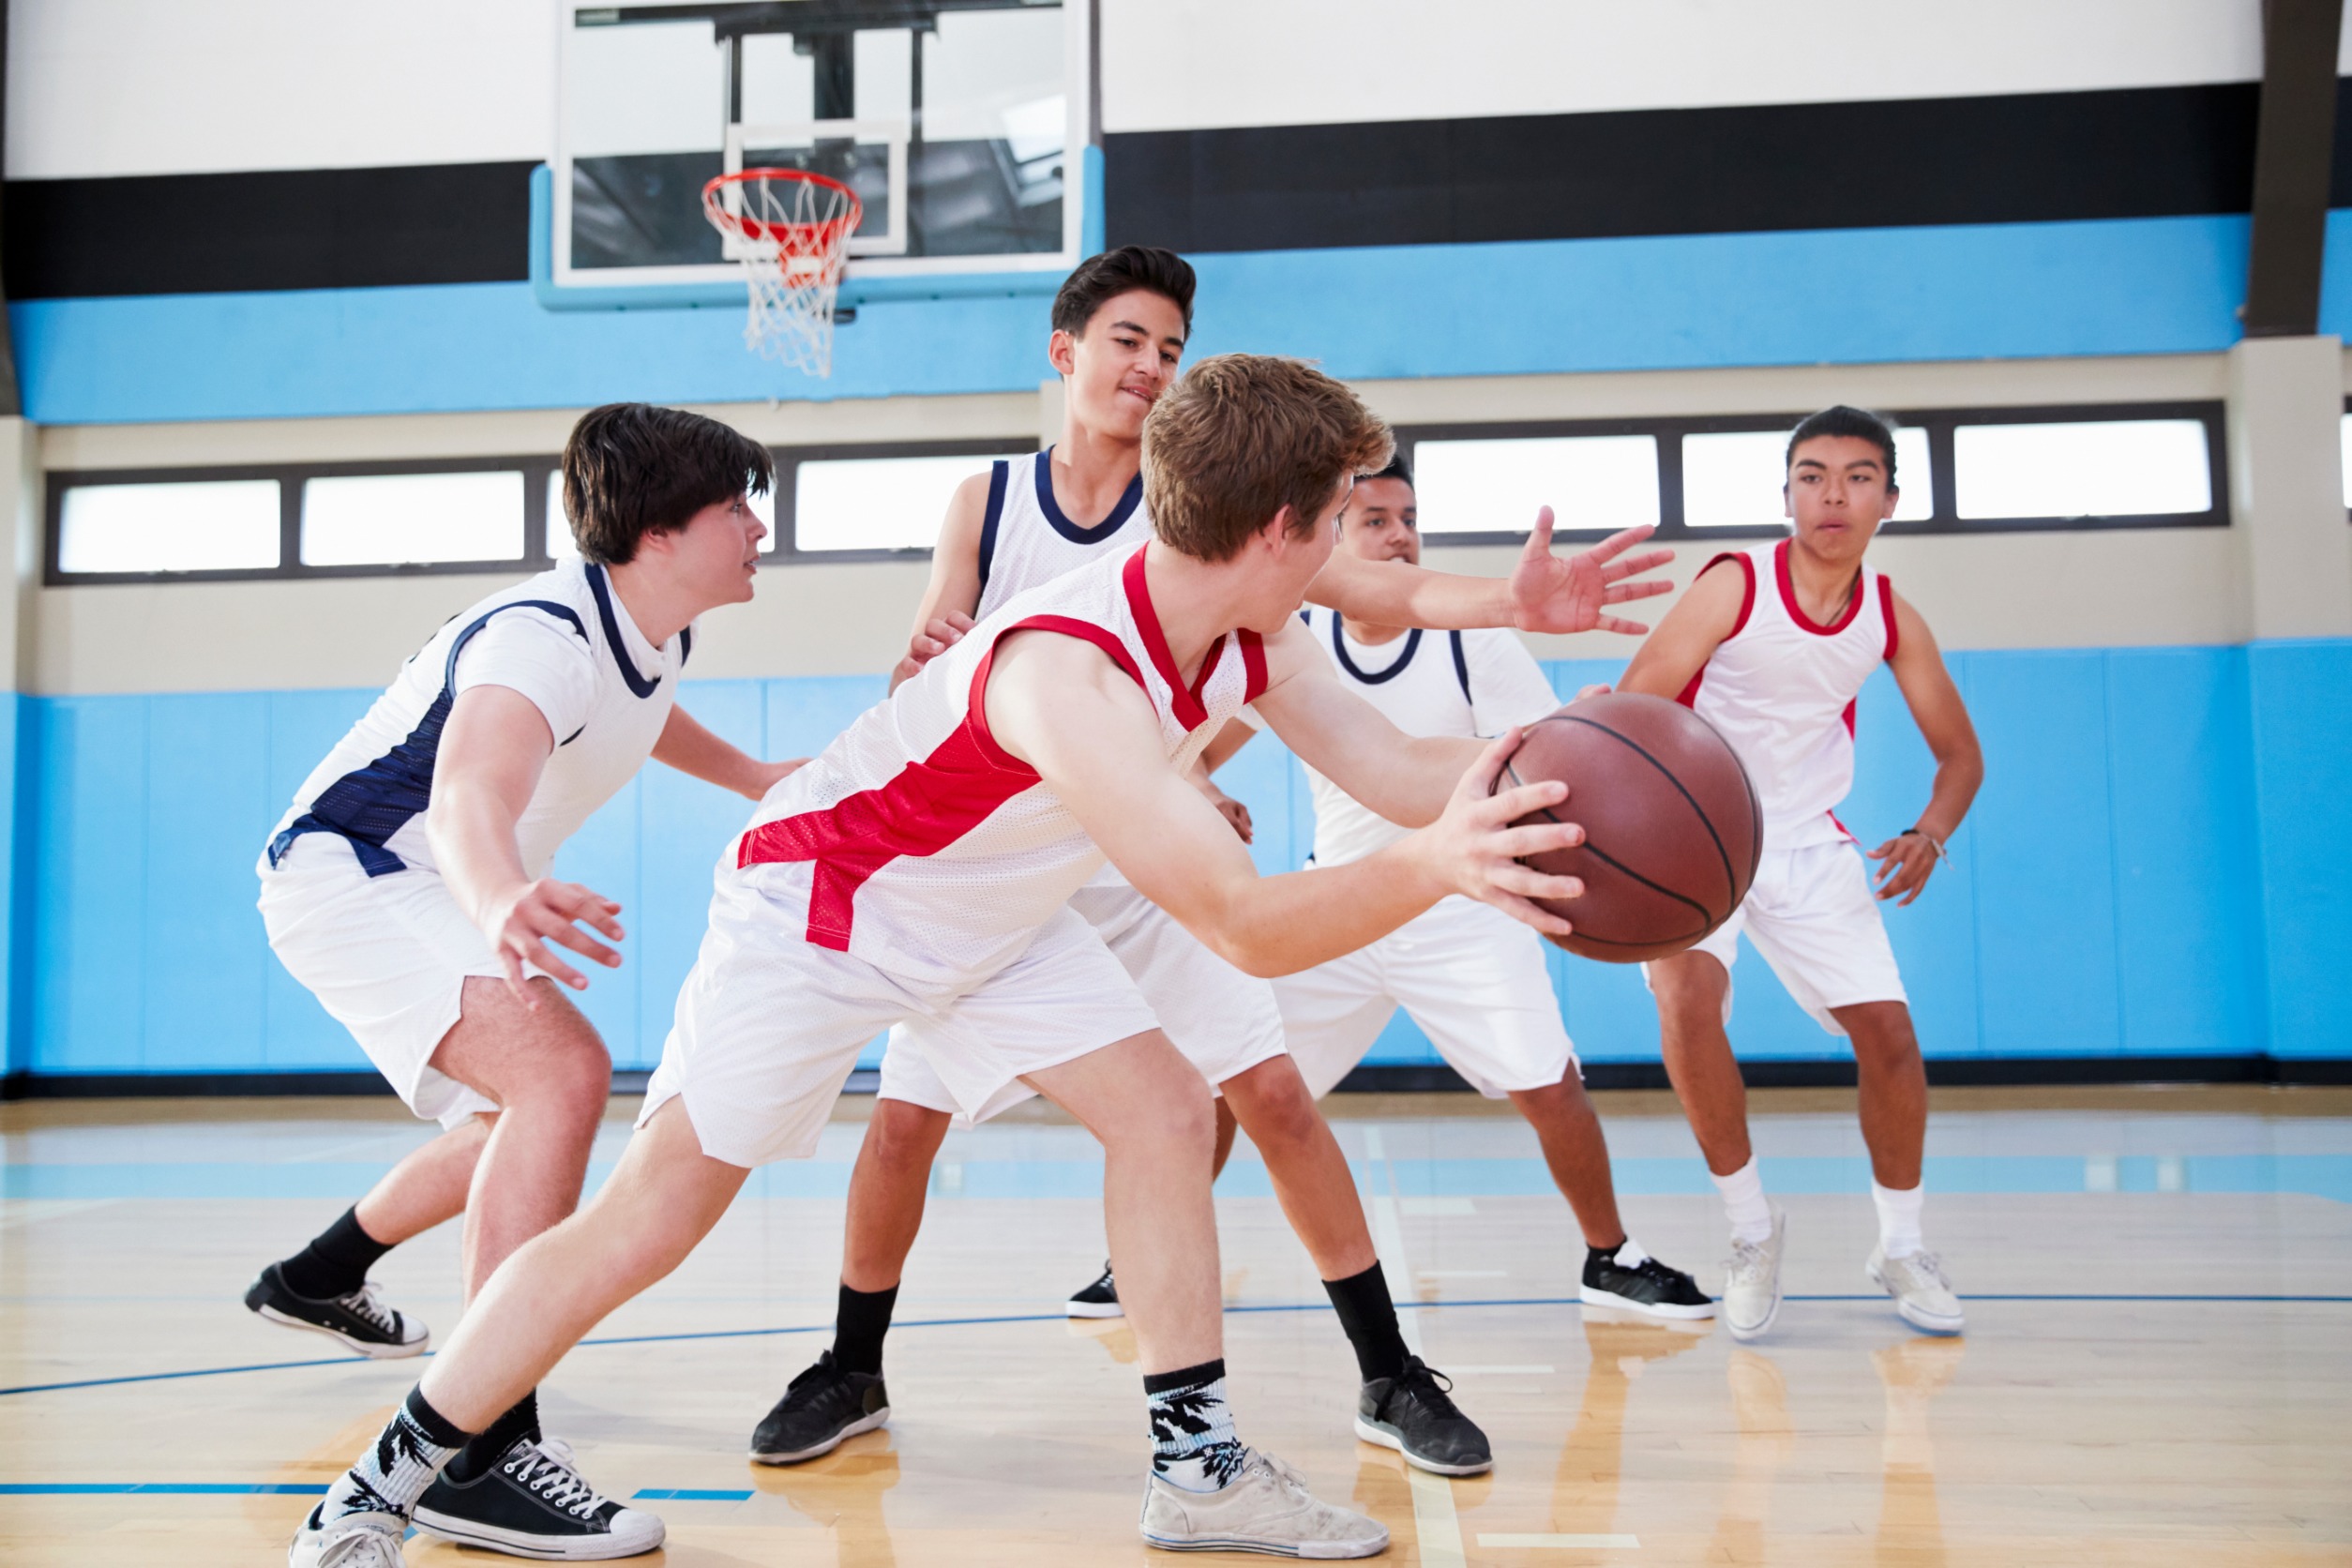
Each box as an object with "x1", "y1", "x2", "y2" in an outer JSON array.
[
  {"x1": 1144, "y1": 1359, "x2": 1245, "y2": 1493},
  {"x1": 319, "y1": 1386, "x2": 473, "y2": 1526}
]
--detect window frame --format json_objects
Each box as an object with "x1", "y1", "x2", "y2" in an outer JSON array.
[{"x1": 1395, "y1": 400, "x2": 2230, "y2": 546}]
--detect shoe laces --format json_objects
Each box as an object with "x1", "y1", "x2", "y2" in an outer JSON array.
[
  {"x1": 1725, "y1": 1236, "x2": 1775, "y2": 1286},
  {"x1": 503, "y1": 1438, "x2": 606, "y2": 1520},
  {"x1": 314, "y1": 1516, "x2": 404, "y2": 1568},
  {"x1": 1894, "y1": 1251, "x2": 1951, "y2": 1290},
  {"x1": 1238, "y1": 1448, "x2": 1308, "y2": 1497},
  {"x1": 334, "y1": 1281, "x2": 400, "y2": 1337},
  {"x1": 1391, "y1": 1356, "x2": 1465, "y2": 1419}
]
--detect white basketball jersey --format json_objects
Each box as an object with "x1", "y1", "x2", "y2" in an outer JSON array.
[
  {"x1": 1298, "y1": 608, "x2": 1560, "y2": 867},
  {"x1": 264, "y1": 561, "x2": 688, "y2": 881},
  {"x1": 738, "y1": 546, "x2": 1265, "y2": 986},
  {"x1": 1680, "y1": 539, "x2": 1896, "y2": 851},
  {"x1": 972, "y1": 447, "x2": 1149, "y2": 619}
]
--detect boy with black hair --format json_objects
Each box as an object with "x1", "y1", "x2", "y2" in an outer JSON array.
[
  {"x1": 752, "y1": 247, "x2": 1678, "y2": 1481},
  {"x1": 1620, "y1": 404, "x2": 1984, "y2": 1342},
  {"x1": 256, "y1": 402, "x2": 804, "y2": 1560},
  {"x1": 292, "y1": 354, "x2": 1669, "y2": 1566}
]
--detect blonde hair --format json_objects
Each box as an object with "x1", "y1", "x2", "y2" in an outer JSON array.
[{"x1": 1141, "y1": 354, "x2": 1395, "y2": 563}]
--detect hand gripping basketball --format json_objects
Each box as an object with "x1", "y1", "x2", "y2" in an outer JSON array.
[{"x1": 1424, "y1": 731, "x2": 1588, "y2": 937}]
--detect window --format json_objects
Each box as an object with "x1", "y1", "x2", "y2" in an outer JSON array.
[
  {"x1": 55, "y1": 479, "x2": 281, "y2": 575},
  {"x1": 303, "y1": 472, "x2": 526, "y2": 567},
  {"x1": 1393, "y1": 401, "x2": 2224, "y2": 543},
  {"x1": 793, "y1": 451, "x2": 1028, "y2": 553},
  {"x1": 1682, "y1": 428, "x2": 1932, "y2": 528},
  {"x1": 1412, "y1": 435, "x2": 1658, "y2": 538},
  {"x1": 1955, "y1": 419, "x2": 2211, "y2": 521},
  {"x1": 2343, "y1": 410, "x2": 2352, "y2": 510}
]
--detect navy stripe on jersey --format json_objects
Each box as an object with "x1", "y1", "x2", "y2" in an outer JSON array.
[
  {"x1": 266, "y1": 601, "x2": 589, "y2": 877},
  {"x1": 1328, "y1": 614, "x2": 1421, "y2": 684},
  {"x1": 974, "y1": 460, "x2": 1011, "y2": 594},
  {"x1": 1448, "y1": 630, "x2": 1472, "y2": 702},
  {"x1": 1034, "y1": 449, "x2": 1143, "y2": 544},
  {"x1": 586, "y1": 563, "x2": 662, "y2": 699}
]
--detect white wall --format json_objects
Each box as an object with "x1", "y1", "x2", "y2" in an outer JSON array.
[{"x1": 1100, "y1": 0, "x2": 2274, "y2": 135}]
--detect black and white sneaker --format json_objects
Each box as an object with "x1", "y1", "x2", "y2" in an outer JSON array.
[
  {"x1": 748, "y1": 1350, "x2": 891, "y2": 1465},
  {"x1": 1066, "y1": 1259, "x2": 1122, "y2": 1319},
  {"x1": 1353, "y1": 1356, "x2": 1493, "y2": 1476},
  {"x1": 245, "y1": 1262, "x2": 429, "y2": 1359},
  {"x1": 1579, "y1": 1240, "x2": 1716, "y2": 1321},
  {"x1": 412, "y1": 1436, "x2": 663, "y2": 1560}
]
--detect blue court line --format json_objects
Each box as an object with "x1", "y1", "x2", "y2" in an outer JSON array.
[
  {"x1": 6, "y1": 1294, "x2": 2347, "y2": 1400},
  {"x1": 631, "y1": 1488, "x2": 753, "y2": 1501}
]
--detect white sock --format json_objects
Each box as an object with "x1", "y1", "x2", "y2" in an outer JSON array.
[
  {"x1": 1872, "y1": 1181, "x2": 1925, "y2": 1259},
  {"x1": 1711, "y1": 1158, "x2": 1772, "y2": 1245}
]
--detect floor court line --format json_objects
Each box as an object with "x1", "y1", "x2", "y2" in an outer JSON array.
[
  {"x1": 1364, "y1": 1124, "x2": 1468, "y2": 1568},
  {"x1": 5, "y1": 1293, "x2": 2346, "y2": 1399}
]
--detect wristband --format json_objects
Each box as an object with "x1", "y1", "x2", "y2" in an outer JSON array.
[{"x1": 1902, "y1": 826, "x2": 1949, "y2": 863}]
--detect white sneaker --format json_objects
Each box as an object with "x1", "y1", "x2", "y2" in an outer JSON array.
[
  {"x1": 1139, "y1": 1448, "x2": 1389, "y2": 1558},
  {"x1": 1722, "y1": 1207, "x2": 1787, "y2": 1343},
  {"x1": 289, "y1": 1507, "x2": 407, "y2": 1568},
  {"x1": 1867, "y1": 1247, "x2": 1965, "y2": 1335}
]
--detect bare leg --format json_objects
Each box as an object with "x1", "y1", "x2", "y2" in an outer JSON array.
[
  {"x1": 1649, "y1": 952, "x2": 1753, "y2": 1177},
  {"x1": 840, "y1": 1099, "x2": 952, "y2": 1292},
  {"x1": 429, "y1": 976, "x2": 612, "y2": 1302},
  {"x1": 1217, "y1": 1057, "x2": 1377, "y2": 1280},
  {"x1": 1506, "y1": 1074, "x2": 1628, "y2": 1250},
  {"x1": 1026, "y1": 1033, "x2": 1220, "y2": 1374},
  {"x1": 1833, "y1": 1002, "x2": 1927, "y2": 1189},
  {"x1": 416, "y1": 1096, "x2": 748, "y2": 1430},
  {"x1": 352, "y1": 1114, "x2": 492, "y2": 1247},
  {"x1": 1211, "y1": 1097, "x2": 1238, "y2": 1182}
]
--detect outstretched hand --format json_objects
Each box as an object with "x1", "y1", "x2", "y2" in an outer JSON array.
[
  {"x1": 1867, "y1": 830, "x2": 1942, "y2": 906},
  {"x1": 1509, "y1": 512, "x2": 1675, "y2": 636},
  {"x1": 481, "y1": 878, "x2": 625, "y2": 1005},
  {"x1": 1417, "y1": 731, "x2": 1587, "y2": 937}
]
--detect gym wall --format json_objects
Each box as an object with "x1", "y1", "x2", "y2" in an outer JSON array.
[{"x1": 2, "y1": 0, "x2": 2347, "y2": 1088}]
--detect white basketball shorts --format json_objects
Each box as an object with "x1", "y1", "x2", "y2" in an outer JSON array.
[
  {"x1": 875, "y1": 879, "x2": 1289, "y2": 1121},
  {"x1": 1649, "y1": 837, "x2": 1907, "y2": 1035},
  {"x1": 256, "y1": 834, "x2": 505, "y2": 1128},
  {"x1": 643, "y1": 867, "x2": 1163, "y2": 1168},
  {"x1": 1274, "y1": 895, "x2": 1577, "y2": 1100}
]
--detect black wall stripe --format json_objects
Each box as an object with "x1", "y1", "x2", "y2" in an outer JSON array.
[
  {"x1": 1108, "y1": 82, "x2": 2290, "y2": 255},
  {"x1": 3, "y1": 160, "x2": 535, "y2": 300},
  {"x1": 8, "y1": 83, "x2": 2352, "y2": 300}
]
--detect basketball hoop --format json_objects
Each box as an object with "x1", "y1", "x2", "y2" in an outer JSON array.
[{"x1": 701, "y1": 169, "x2": 863, "y2": 378}]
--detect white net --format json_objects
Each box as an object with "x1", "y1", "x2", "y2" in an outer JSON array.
[{"x1": 701, "y1": 171, "x2": 862, "y2": 379}]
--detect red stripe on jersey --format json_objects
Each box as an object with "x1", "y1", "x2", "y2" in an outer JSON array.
[
  {"x1": 1878, "y1": 574, "x2": 1898, "y2": 660},
  {"x1": 1828, "y1": 808, "x2": 1855, "y2": 842},
  {"x1": 1239, "y1": 628, "x2": 1268, "y2": 701},
  {"x1": 737, "y1": 614, "x2": 1146, "y2": 951},
  {"x1": 1701, "y1": 551, "x2": 1757, "y2": 640},
  {"x1": 1842, "y1": 697, "x2": 1858, "y2": 737},
  {"x1": 1123, "y1": 546, "x2": 1217, "y2": 730},
  {"x1": 1676, "y1": 663, "x2": 1707, "y2": 708},
  {"x1": 1775, "y1": 538, "x2": 1865, "y2": 636}
]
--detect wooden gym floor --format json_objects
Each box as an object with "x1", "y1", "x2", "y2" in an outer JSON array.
[{"x1": 3, "y1": 1084, "x2": 2348, "y2": 1566}]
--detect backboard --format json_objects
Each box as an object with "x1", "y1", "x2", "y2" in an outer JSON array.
[{"x1": 553, "y1": 0, "x2": 1087, "y2": 297}]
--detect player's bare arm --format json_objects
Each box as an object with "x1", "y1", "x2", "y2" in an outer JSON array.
[
  {"x1": 1614, "y1": 555, "x2": 1753, "y2": 699},
  {"x1": 1305, "y1": 512, "x2": 1674, "y2": 635},
  {"x1": 889, "y1": 471, "x2": 991, "y2": 690},
  {"x1": 652, "y1": 705, "x2": 807, "y2": 800},
  {"x1": 1870, "y1": 591, "x2": 1983, "y2": 905},
  {"x1": 426, "y1": 685, "x2": 626, "y2": 1001},
  {"x1": 984, "y1": 630, "x2": 1584, "y2": 976}
]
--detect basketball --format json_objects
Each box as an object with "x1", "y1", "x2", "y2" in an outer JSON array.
[{"x1": 1497, "y1": 691, "x2": 1762, "y2": 963}]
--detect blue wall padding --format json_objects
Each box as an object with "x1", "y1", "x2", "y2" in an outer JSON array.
[
  {"x1": 9, "y1": 214, "x2": 2250, "y2": 425},
  {"x1": 17, "y1": 641, "x2": 2346, "y2": 1078}
]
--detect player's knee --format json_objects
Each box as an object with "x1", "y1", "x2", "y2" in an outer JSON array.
[
  {"x1": 1844, "y1": 1003, "x2": 1921, "y2": 1063},
  {"x1": 866, "y1": 1100, "x2": 950, "y2": 1168},
  {"x1": 1230, "y1": 1073, "x2": 1321, "y2": 1154}
]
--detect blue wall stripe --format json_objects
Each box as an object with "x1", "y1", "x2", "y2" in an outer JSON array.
[
  {"x1": 15, "y1": 641, "x2": 2347, "y2": 1079},
  {"x1": 8, "y1": 213, "x2": 2251, "y2": 425}
]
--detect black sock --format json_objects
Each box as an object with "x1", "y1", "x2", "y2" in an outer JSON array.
[
  {"x1": 1323, "y1": 1261, "x2": 1410, "y2": 1384},
  {"x1": 444, "y1": 1389, "x2": 540, "y2": 1484},
  {"x1": 279, "y1": 1206, "x2": 394, "y2": 1301},
  {"x1": 832, "y1": 1283, "x2": 898, "y2": 1377}
]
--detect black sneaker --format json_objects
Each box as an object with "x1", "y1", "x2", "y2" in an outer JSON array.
[
  {"x1": 748, "y1": 1350, "x2": 891, "y2": 1465},
  {"x1": 1580, "y1": 1242, "x2": 1716, "y2": 1321},
  {"x1": 1066, "y1": 1259, "x2": 1122, "y2": 1319},
  {"x1": 412, "y1": 1436, "x2": 663, "y2": 1560},
  {"x1": 1352, "y1": 1356, "x2": 1493, "y2": 1475},
  {"x1": 244, "y1": 1262, "x2": 428, "y2": 1359}
]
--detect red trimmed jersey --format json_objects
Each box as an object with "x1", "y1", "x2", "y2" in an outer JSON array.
[
  {"x1": 1678, "y1": 538, "x2": 1896, "y2": 852},
  {"x1": 734, "y1": 545, "x2": 1266, "y2": 986}
]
